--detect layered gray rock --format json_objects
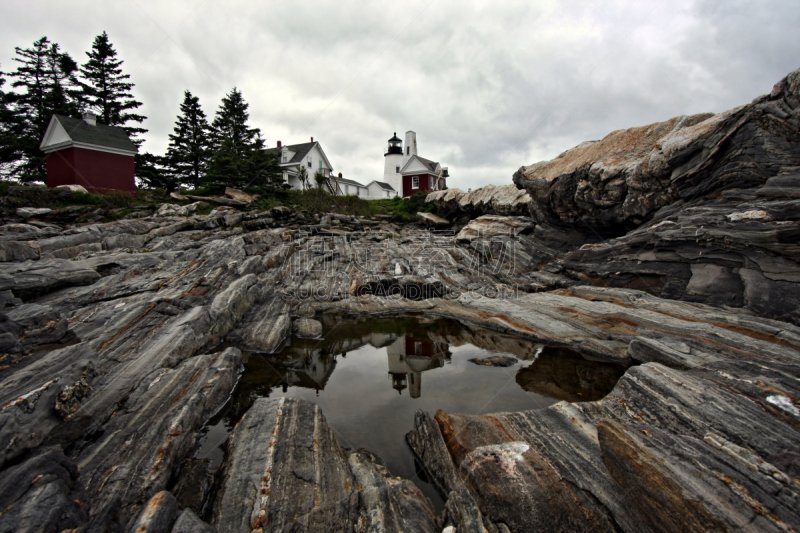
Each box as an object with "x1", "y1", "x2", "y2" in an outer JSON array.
[
  {"x1": 0, "y1": 66, "x2": 798, "y2": 533},
  {"x1": 0, "y1": 448, "x2": 87, "y2": 532},
  {"x1": 213, "y1": 397, "x2": 437, "y2": 533},
  {"x1": 455, "y1": 215, "x2": 534, "y2": 242},
  {"x1": 427, "y1": 184, "x2": 531, "y2": 217},
  {"x1": 557, "y1": 172, "x2": 800, "y2": 324},
  {"x1": 416, "y1": 211, "x2": 451, "y2": 228},
  {"x1": 127, "y1": 490, "x2": 179, "y2": 533},
  {"x1": 491, "y1": 67, "x2": 800, "y2": 325},
  {"x1": 513, "y1": 67, "x2": 800, "y2": 231},
  {"x1": 293, "y1": 317, "x2": 323, "y2": 338},
  {"x1": 407, "y1": 285, "x2": 800, "y2": 532}
]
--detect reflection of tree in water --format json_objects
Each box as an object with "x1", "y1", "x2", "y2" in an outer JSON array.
[{"x1": 515, "y1": 346, "x2": 629, "y2": 402}]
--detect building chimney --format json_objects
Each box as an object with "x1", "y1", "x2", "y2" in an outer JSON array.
[
  {"x1": 277, "y1": 140, "x2": 282, "y2": 148},
  {"x1": 338, "y1": 172, "x2": 342, "y2": 178},
  {"x1": 311, "y1": 137, "x2": 314, "y2": 142},
  {"x1": 403, "y1": 131, "x2": 417, "y2": 163},
  {"x1": 83, "y1": 111, "x2": 97, "y2": 126}
]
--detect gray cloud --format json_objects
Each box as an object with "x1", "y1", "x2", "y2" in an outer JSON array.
[{"x1": 2, "y1": 0, "x2": 798, "y2": 191}]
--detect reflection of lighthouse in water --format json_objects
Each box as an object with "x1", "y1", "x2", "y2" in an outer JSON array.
[{"x1": 387, "y1": 337, "x2": 450, "y2": 398}]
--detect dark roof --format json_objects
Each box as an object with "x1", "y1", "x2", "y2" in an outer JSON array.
[
  {"x1": 401, "y1": 155, "x2": 439, "y2": 174},
  {"x1": 334, "y1": 176, "x2": 366, "y2": 188},
  {"x1": 388, "y1": 132, "x2": 402, "y2": 143},
  {"x1": 263, "y1": 141, "x2": 315, "y2": 164},
  {"x1": 370, "y1": 180, "x2": 395, "y2": 191},
  {"x1": 416, "y1": 156, "x2": 439, "y2": 172},
  {"x1": 54, "y1": 115, "x2": 137, "y2": 152}
]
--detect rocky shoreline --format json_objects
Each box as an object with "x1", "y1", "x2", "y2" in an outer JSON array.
[{"x1": 0, "y1": 68, "x2": 798, "y2": 532}]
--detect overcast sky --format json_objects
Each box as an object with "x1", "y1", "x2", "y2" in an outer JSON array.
[{"x1": 2, "y1": 1, "x2": 798, "y2": 190}]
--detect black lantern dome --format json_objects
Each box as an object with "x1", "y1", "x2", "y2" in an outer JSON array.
[{"x1": 385, "y1": 132, "x2": 403, "y2": 156}]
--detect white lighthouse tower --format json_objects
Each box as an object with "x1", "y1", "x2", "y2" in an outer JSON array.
[{"x1": 383, "y1": 132, "x2": 403, "y2": 193}]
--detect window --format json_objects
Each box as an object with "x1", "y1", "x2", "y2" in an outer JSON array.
[
  {"x1": 429, "y1": 176, "x2": 433, "y2": 188},
  {"x1": 412, "y1": 176, "x2": 419, "y2": 189},
  {"x1": 396, "y1": 166, "x2": 400, "y2": 173},
  {"x1": 319, "y1": 160, "x2": 323, "y2": 169},
  {"x1": 308, "y1": 159, "x2": 312, "y2": 168},
  {"x1": 406, "y1": 147, "x2": 409, "y2": 155}
]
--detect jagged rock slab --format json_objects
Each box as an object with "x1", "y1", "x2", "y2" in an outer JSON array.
[
  {"x1": 559, "y1": 173, "x2": 800, "y2": 323},
  {"x1": 127, "y1": 490, "x2": 178, "y2": 533},
  {"x1": 72, "y1": 348, "x2": 241, "y2": 526},
  {"x1": 514, "y1": 68, "x2": 800, "y2": 231},
  {"x1": 0, "y1": 343, "x2": 97, "y2": 467},
  {"x1": 213, "y1": 397, "x2": 358, "y2": 532},
  {"x1": 455, "y1": 215, "x2": 534, "y2": 242},
  {"x1": 349, "y1": 449, "x2": 439, "y2": 533},
  {"x1": 0, "y1": 448, "x2": 87, "y2": 533},
  {"x1": 172, "y1": 508, "x2": 216, "y2": 533},
  {"x1": 427, "y1": 184, "x2": 531, "y2": 217},
  {"x1": 408, "y1": 327, "x2": 800, "y2": 532},
  {"x1": 416, "y1": 211, "x2": 451, "y2": 228},
  {"x1": 213, "y1": 397, "x2": 439, "y2": 533},
  {"x1": 293, "y1": 317, "x2": 323, "y2": 339},
  {"x1": 0, "y1": 116, "x2": 799, "y2": 533}
]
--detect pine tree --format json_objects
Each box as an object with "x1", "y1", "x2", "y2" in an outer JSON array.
[
  {"x1": 165, "y1": 90, "x2": 210, "y2": 189},
  {"x1": 7, "y1": 37, "x2": 80, "y2": 182},
  {"x1": 79, "y1": 31, "x2": 146, "y2": 142},
  {"x1": 0, "y1": 65, "x2": 23, "y2": 176},
  {"x1": 134, "y1": 152, "x2": 176, "y2": 191},
  {"x1": 206, "y1": 87, "x2": 280, "y2": 191},
  {"x1": 245, "y1": 132, "x2": 282, "y2": 191}
]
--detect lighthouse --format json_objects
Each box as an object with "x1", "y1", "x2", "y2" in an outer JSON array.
[
  {"x1": 382, "y1": 130, "x2": 448, "y2": 197},
  {"x1": 383, "y1": 132, "x2": 403, "y2": 193}
]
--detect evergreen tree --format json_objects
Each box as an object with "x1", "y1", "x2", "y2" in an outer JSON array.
[
  {"x1": 134, "y1": 152, "x2": 176, "y2": 191},
  {"x1": 165, "y1": 90, "x2": 210, "y2": 189},
  {"x1": 206, "y1": 87, "x2": 280, "y2": 191},
  {"x1": 0, "y1": 65, "x2": 23, "y2": 177},
  {"x1": 7, "y1": 37, "x2": 80, "y2": 182},
  {"x1": 79, "y1": 31, "x2": 146, "y2": 142},
  {"x1": 245, "y1": 132, "x2": 282, "y2": 191}
]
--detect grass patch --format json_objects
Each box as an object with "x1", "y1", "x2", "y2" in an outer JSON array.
[
  {"x1": 0, "y1": 182, "x2": 444, "y2": 223},
  {"x1": 250, "y1": 188, "x2": 441, "y2": 221},
  {"x1": 194, "y1": 202, "x2": 216, "y2": 216}
]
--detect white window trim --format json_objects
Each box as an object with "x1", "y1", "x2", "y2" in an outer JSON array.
[{"x1": 412, "y1": 176, "x2": 419, "y2": 189}]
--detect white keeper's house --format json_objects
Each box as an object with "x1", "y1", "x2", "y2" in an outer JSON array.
[{"x1": 264, "y1": 138, "x2": 335, "y2": 191}]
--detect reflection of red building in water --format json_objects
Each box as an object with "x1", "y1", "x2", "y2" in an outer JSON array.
[{"x1": 388, "y1": 337, "x2": 450, "y2": 398}]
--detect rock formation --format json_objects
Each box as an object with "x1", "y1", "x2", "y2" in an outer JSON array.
[
  {"x1": 427, "y1": 183, "x2": 531, "y2": 217},
  {"x1": 0, "y1": 67, "x2": 798, "y2": 532},
  {"x1": 422, "y1": 67, "x2": 800, "y2": 325},
  {"x1": 513, "y1": 68, "x2": 800, "y2": 233}
]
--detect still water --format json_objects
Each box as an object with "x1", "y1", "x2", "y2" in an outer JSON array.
[{"x1": 196, "y1": 314, "x2": 628, "y2": 508}]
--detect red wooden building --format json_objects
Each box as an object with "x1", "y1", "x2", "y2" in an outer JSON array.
[
  {"x1": 39, "y1": 113, "x2": 138, "y2": 194},
  {"x1": 400, "y1": 155, "x2": 448, "y2": 197},
  {"x1": 383, "y1": 131, "x2": 449, "y2": 197}
]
